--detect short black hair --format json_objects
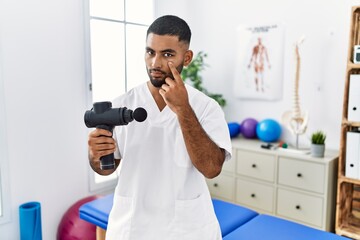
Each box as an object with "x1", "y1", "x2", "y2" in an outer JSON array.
[{"x1": 147, "y1": 15, "x2": 191, "y2": 44}]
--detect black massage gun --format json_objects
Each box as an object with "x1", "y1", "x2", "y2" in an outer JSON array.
[{"x1": 84, "y1": 101, "x2": 147, "y2": 170}]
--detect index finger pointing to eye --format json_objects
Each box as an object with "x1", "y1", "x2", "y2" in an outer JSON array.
[{"x1": 168, "y1": 62, "x2": 182, "y2": 83}]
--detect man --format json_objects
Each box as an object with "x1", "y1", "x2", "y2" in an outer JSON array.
[
  {"x1": 248, "y1": 37, "x2": 271, "y2": 92},
  {"x1": 88, "y1": 15, "x2": 232, "y2": 240}
]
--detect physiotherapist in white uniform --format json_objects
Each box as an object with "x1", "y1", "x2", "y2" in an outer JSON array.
[{"x1": 88, "y1": 15, "x2": 232, "y2": 240}]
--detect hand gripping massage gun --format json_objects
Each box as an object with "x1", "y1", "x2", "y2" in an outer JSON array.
[{"x1": 84, "y1": 101, "x2": 147, "y2": 170}]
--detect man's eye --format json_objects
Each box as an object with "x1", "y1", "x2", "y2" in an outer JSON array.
[
  {"x1": 147, "y1": 51, "x2": 154, "y2": 55},
  {"x1": 164, "y1": 53, "x2": 173, "y2": 57}
]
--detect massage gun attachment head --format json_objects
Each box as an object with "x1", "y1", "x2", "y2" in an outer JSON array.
[{"x1": 133, "y1": 107, "x2": 147, "y2": 122}]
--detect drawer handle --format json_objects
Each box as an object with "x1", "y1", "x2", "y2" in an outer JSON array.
[
  {"x1": 295, "y1": 205, "x2": 301, "y2": 210},
  {"x1": 297, "y1": 173, "x2": 302, "y2": 178},
  {"x1": 213, "y1": 183, "x2": 218, "y2": 187},
  {"x1": 251, "y1": 193, "x2": 256, "y2": 198},
  {"x1": 252, "y1": 164, "x2": 257, "y2": 168}
]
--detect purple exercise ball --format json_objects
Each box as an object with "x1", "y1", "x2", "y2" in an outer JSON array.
[{"x1": 241, "y1": 118, "x2": 258, "y2": 139}]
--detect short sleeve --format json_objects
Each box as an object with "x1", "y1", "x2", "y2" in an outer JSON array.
[{"x1": 199, "y1": 100, "x2": 232, "y2": 161}]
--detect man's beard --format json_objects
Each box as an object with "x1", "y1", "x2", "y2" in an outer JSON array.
[{"x1": 147, "y1": 64, "x2": 184, "y2": 88}]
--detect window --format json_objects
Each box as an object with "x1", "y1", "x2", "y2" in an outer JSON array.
[
  {"x1": 84, "y1": 0, "x2": 154, "y2": 191},
  {"x1": 0, "y1": 46, "x2": 11, "y2": 224}
]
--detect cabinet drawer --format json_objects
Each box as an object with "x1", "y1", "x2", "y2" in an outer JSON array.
[
  {"x1": 278, "y1": 157, "x2": 325, "y2": 194},
  {"x1": 237, "y1": 150, "x2": 275, "y2": 182},
  {"x1": 206, "y1": 175, "x2": 235, "y2": 201},
  {"x1": 222, "y1": 148, "x2": 236, "y2": 173},
  {"x1": 277, "y1": 188, "x2": 323, "y2": 228},
  {"x1": 236, "y1": 179, "x2": 274, "y2": 213}
]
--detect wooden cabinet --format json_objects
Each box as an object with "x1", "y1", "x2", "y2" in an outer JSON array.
[
  {"x1": 207, "y1": 138, "x2": 338, "y2": 231},
  {"x1": 335, "y1": 6, "x2": 360, "y2": 239}
]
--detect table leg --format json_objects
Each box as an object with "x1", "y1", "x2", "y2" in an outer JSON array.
[{"x1": 96, "y1": 226, "x2": 106, "y2": 240}]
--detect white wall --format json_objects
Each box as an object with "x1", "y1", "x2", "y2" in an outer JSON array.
[
  {"x1": 156, "y1": 0, "x2": 360, "y2": 149},
  {"x1": 0, "y1": 0, "x2": 95, "y2": 239}
]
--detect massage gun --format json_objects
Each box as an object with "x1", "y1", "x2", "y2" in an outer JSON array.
[{"x1": 84, "y1": 101, "x2": 147, "y2": 170}]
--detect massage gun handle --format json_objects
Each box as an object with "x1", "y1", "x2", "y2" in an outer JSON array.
[
  {"x1": 97, "y1": 124, "x2": 115, "y2": 170},
  {"x1": 100, "y1": 153, "x2": 115, "y2": 170}
]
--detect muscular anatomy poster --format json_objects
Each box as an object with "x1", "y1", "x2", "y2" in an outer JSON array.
[{"x1": 234, "y1": 24, "x2": 284, "y2": 100}]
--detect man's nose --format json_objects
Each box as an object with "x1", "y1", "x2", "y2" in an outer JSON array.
[{"x1": 151, "y1": 55, "x2": 162, "y2": 68}]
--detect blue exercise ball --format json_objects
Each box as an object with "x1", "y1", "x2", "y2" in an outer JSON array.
[
  {"x1": 228, "y1": 122, "x2": 241, "y2": 138},
  {"x1": 256, "y1": 119, "x2": 282, "y2": 142}
]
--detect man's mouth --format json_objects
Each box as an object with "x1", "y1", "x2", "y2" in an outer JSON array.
[{"x1": 150, "y1": 69, "x2": 166, "y2": 78}]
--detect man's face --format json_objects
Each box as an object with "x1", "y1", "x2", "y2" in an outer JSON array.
[{"x1": 145, "y1": 33, "x2": 190, "y2": 88}]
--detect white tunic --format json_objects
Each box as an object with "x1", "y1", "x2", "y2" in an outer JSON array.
[{"x1": 106, "y1": 83, "x2": 232, "y2": 240}]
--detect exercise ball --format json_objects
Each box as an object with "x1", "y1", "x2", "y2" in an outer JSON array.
[
  {"x1": 241, "y1": 118, "x2": 258, "y2": 139},
  {"x1": 228, "y1": 122, "x2": 241, "y2": 138},
  {"x1": 57, "y1": 195, "x2": 101, "y2": 240},
  {"x1": 256, "y1": 119, "x2": 282, "y2": 142}
]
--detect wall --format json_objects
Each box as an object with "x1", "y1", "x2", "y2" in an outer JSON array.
[
  {"x1": 0, "y1": 0, "x2": 94, "y2": 239},
  {"x1": 156, "y1": 0, "x2": 360, "y2": 149}
]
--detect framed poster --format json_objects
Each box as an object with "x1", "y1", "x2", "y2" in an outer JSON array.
[{"x1": 234, "y1": 24, "x2": 285, "y2": 100}]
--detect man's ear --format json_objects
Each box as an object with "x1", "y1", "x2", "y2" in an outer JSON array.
[{"x1": 183, "y1": 50, "x2": 193, "y2": 66}]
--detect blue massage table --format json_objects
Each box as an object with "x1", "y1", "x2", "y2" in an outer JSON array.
[
  {"x1": 79, "y1": 194, "x2": 113, "y2": 230},
  {"x1": 223, "y1": 214, "x2": 351, "y2": 240},
  {"x1": 79, "y1": 194, "x2": 258, "y2": 238},
  {"x1": 79, "y1": 194, "x2": 349, "y2": 240}
]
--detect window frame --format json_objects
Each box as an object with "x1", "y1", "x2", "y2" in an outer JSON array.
[
  {"x1": 0, "y1": 41, "x2": 11, "y2": 225},
  {"x1": 83, "y1": 0, "x2": 154, "y2": 192}
]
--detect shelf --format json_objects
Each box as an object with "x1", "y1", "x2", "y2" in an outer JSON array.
[
  {"x1": 342, "y1": 121, "x2": 360, "y2": 127},
  {"x1": 336, "y1": 5, "x2": 360, "y2": 239},
  {"x1": 338, "y1": 175, "x2": 360, "y2": 185},
  {"x1": 336, "y1": 224, "x2": 360, "y2": 239},
  {"x1": 347, "y1": 63, "x2": 360, "y2": 69}
]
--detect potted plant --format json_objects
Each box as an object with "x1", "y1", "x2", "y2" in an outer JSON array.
[
  {"x1": 181, "y1": 51, "x2": 226, "y2": 107},
  {"x1": 310, "y1": 130, "x2": 326, "y2": 157}
]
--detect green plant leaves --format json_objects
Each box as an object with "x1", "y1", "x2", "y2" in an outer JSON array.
[
  {"x1": 311, "y1": 131, "x2": 326, "y2": 144},
  {"x1": 181, "y1": 51, "x2": 226, "y2": 107}
]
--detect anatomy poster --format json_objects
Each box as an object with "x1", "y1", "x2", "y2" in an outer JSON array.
[{"x1": 234, "y1": 24, "x2": 284, "y2": 100}]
